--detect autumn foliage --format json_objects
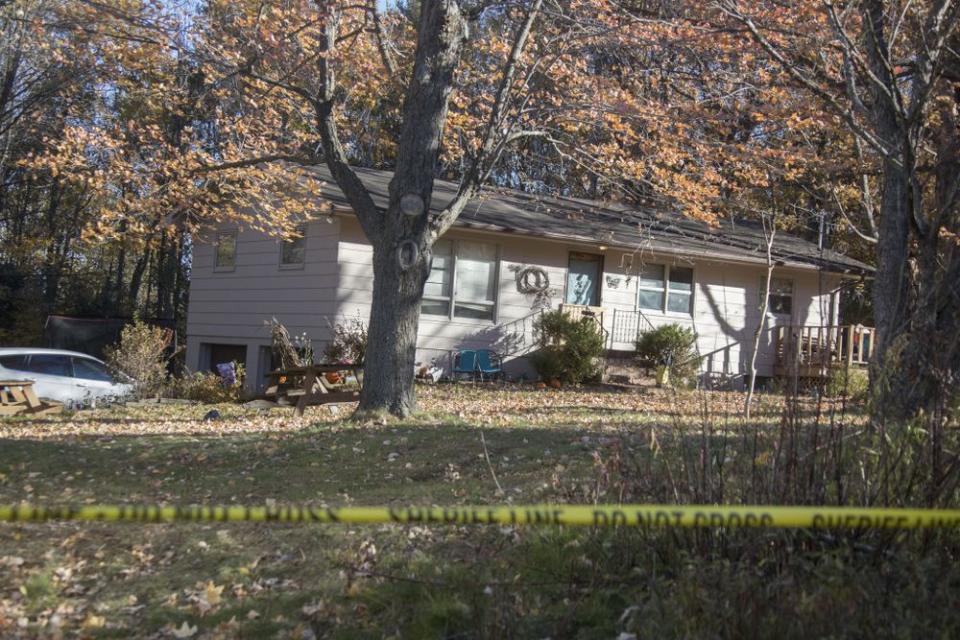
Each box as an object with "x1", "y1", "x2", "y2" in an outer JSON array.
[{"x1": 2, "y1": 0, "x2": 957, "y2": 420}]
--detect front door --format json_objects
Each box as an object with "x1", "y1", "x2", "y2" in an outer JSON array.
[{"x1": 566, "y1": 252, "x2": 603, "y2": 306}]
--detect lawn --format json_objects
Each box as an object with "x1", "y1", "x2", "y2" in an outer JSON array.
[{"x1": 0, "y1": 384, "x2": 957, "y2": 639}]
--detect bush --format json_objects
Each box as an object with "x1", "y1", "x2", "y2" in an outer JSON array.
[
  {"x1": 324, "y1": 316, "x2": 367, "y2": 364},
  {"x1": 104, "y1": 319, "x2": 172, "y2": 398},
  {"x1": 824, "y1": 366, "x2": 869, "y2": 400},
  {"x1": 635, "y1": 323, "x2": 700, "y2": 385},
  {"x1": 530, "y1": 310, "x2": 605, "y2": 384},
  {"x1": 168, "y1": 363, "x2": 246, "y2": 404}
]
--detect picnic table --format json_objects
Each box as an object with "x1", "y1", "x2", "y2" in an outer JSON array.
[
  {"x1": 264, "y1": 364, "x2": 363, "y2": 416},
  {"x1": 0, "y1": 380, "x2": 63, "y2": 416}
]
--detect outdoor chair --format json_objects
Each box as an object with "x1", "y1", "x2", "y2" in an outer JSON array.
[
  {"x1": 475, "y1": 349, "x2": 503, "y2": 381},
  {"x1": 452, "y1": 350, "x2": 478, "y2": 381}
]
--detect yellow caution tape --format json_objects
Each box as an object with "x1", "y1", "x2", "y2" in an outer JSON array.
[{"x1": 1, "y1": 504, "x2": 960, "y2": 529}]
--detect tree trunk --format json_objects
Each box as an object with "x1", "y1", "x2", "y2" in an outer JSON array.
[
  {"x1": 871, "y1": 165, "x2": 911, "y2": 361},
  {"x1": 156, "y1": 230, "x2": 178, "y2": 320},
  {"x1": 127, "y1": 246, "x2": 152, "y2": 314},
  {"x1": 357, "y1": 241, "x2": 431, "y2": 417},
  {"x1": 860, "y1": 0, "x2": 915, "y2": 419},
  {"x1": 111, "y1": 244, "x2": 126, "y2": 315},
  {"x1": 316, "y1": 0, "x2": 467, "y2": 417},
  {"x1": 314, "y1": 0, "x2": 541, "y2": 416},
  {"x1": 41, "y1": 180, "x2": 63, "y2": 312}
]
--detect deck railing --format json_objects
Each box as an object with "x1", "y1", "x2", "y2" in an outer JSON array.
[
  {"x1": 559, "y1": 304, "x2": 610, "y2": 345},
  {"x1": 607, "y1": 307, "x2": 656, "y2": 348},
  {"x1": 774, "y1": 324, "x2": 876, "y2": 375}
]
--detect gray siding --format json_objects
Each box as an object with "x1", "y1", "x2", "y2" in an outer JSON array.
[
  {"x1": 185, "y1": 219, "x2": 341, "y2": 385},
  {"x1": 187, "y1": 214, "x2": 843, "y2": 387}
]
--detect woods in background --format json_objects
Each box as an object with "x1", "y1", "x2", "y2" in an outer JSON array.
[{"x1": 0, "y1": 0, "x2": 191, "y2": 343}]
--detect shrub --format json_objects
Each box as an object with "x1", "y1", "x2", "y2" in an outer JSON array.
[
  {"x1": 324, "y1": 316, "x2": 367, "y2": 364},
  {"x1": 104, "y1": 319, "x2": 172, "y2": 398},
  {"x1": 169, "y1": 363, "x2": 246, "y2": 403},
  {"x1": 824, "y1": 366, "x2": 869, "y2": 400},
  {"x1": 635, "y1": 323, "x2": 700, "y2": 385},
  {"x1": 530, "y1": 310, "x2": 605, "y2": 384}
]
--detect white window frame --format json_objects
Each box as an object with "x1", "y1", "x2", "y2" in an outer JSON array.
[
  {"x1": 422, "y1": 239, "x2": 500, "y2": 323},
  {"x1": 637, "y1": 263, "x2": 695, "y2": 316},
  {"x1": 279, "y1": 224, "x2": 307, "y2": 269},
  {"x1": 762, "y1": 276, "x2": 795, "y2": 318},
  {"x1": 214, "y1": 230, "x2": 238, "y2": 272}
]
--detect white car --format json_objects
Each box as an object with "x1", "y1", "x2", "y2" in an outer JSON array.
[{"x1": 0, "y1": 348, "x2": 133, "y2": 407}]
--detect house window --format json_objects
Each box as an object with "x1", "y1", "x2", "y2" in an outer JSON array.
[
  {"x1": 215, "y1": 231, "x2": 237, "y2": 270},
  {"x1": 422, "y1": 239, "x2": 498, "y2": 321},
  {"x1": 764, "y1": 277, "x2": 793, "y2": 315},
  {"x1": 280, "y1": 225, "x2": 306, "y2": 267},
  {"x1": 423, "y1": 240, "x2": 453, "y2": 317},
  {"x1": 638, "y1": 264, "x2": 694, "y2": 314}
]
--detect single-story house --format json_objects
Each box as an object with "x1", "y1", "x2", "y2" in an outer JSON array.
[{"x1": 185, "y1": 166, "x2": 871, "y2": 390}]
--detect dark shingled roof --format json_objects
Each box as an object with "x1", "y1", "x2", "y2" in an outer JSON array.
[{"x1": 308, "y1": 165, "x2": 872, "y2": 276}]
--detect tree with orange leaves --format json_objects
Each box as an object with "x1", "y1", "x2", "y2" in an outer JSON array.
[
  {"x1": 716, "y1": 0, "x2": 960, "y2": 429},
  {"x1": 187, "y1": 0, "x2": 854, "y2": 416},
  {"x1": 24, "y1": 0, "x2": 875, "y2": 416}
]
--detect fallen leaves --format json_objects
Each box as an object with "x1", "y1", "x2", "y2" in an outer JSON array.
[
  {"x1": 183, "y1": 580, "x2": 226, "y2": 616},
  {"x1": 196, "y1": 581, "x2": 224, "y2": 615},
  {"x1": 1, "y1": 555, "x2": 24, "y2": 568},
  {"x1": 170, "y1": 620, "x2": 198, "y2": 638},
  {"x1": 81, "y1": 614, "x2": 105, "y2": 630},
  {"x1": 0, "y1": 384, "x2": 845, "y2": 638}
]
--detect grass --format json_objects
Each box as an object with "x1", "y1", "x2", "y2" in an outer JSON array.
[{"x1": 0, "y1": 383, "x2": 957, "y2": 638}]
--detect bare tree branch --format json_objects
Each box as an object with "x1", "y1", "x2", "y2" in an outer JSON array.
[
  {"x1": 832, "y1": 187, "x2": 879, "y2": 243},
  {"x1": 369, "y1": 0, "x2": 399, "y2": 77},
  {"x1": 313, "y1": 0, "x2": 381, "y2": 239},
  {"x1": 431, "y1": 0, "x2": 545, "y2": 238}
]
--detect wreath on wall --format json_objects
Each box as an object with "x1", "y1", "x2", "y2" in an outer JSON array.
[
  {"x1": 514, "y1": 265, "x2": 554, "y2": 310},
  {"x1": 515, "y1": 265, "x2": 551, "y2": 295}
]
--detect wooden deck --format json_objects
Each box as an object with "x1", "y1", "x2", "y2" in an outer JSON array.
[{"x1": 774, "y1": 325, "x2": 875, "y2": 377}]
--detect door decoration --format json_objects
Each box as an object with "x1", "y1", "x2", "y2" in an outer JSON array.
[{"x1": 513, "y1": 265, "x2": 553, "y2": 310}]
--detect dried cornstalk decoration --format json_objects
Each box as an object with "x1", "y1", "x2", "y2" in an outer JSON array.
[{"x1": 267, "y1": 318, "x2": 302, "y2": 371}]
